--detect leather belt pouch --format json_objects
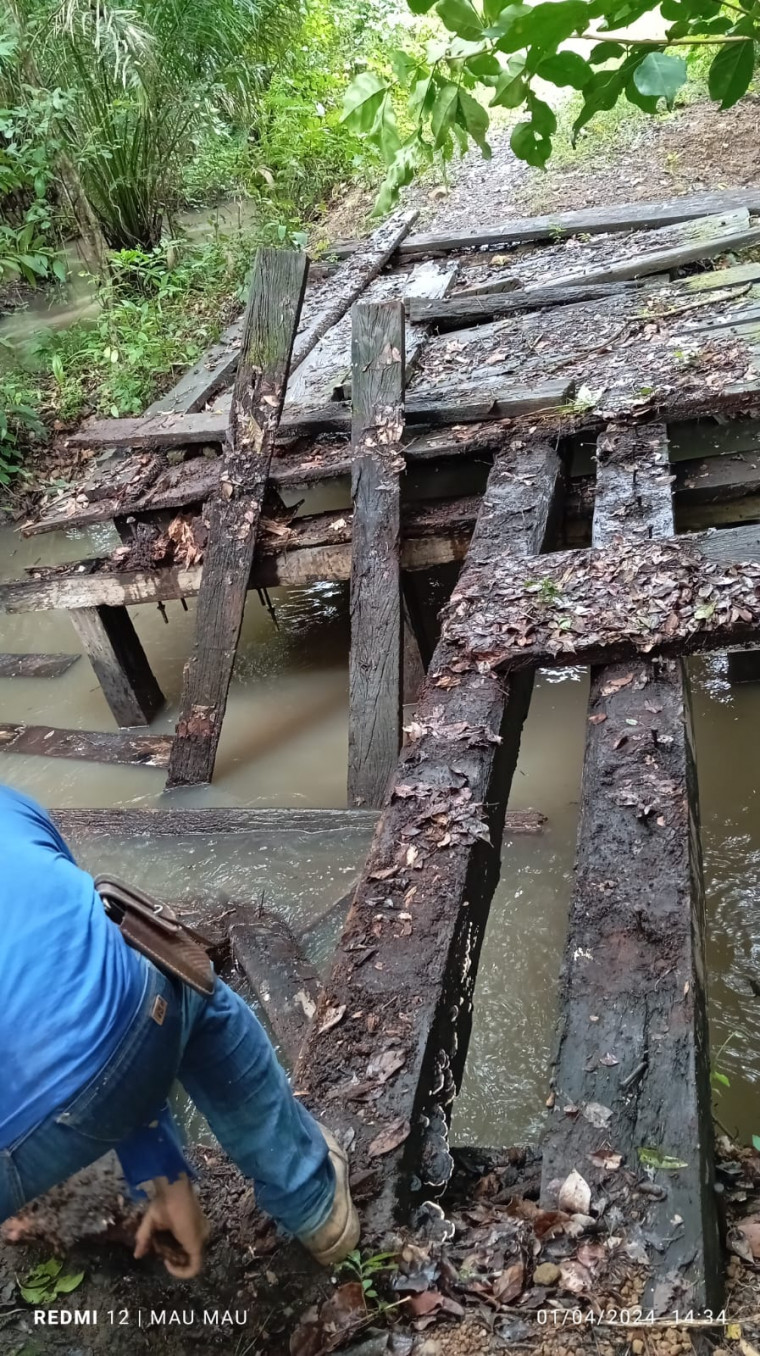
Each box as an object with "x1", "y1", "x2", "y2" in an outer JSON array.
[{"x1": 95, "y1": 875, "x2": 216, "y2": 997}]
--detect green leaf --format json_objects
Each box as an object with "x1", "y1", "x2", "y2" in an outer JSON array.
[
  {"x1": 431, "y1": 82, "x2": 460, "y2": 147},
  {"x1": 491, "y1": 55, "x2": 528, "y2": 106},
  {"x1": 637, "y1": 1147, "x2": 689, "y2": 1170},
  {"x1": 633, "y1": 51, "x2": 688, "y2": 106},
  {"x1": 466, "y1": 52, "x2": 503, "y2": 79},
  {"x1": 390, "y1": 50, "x2": 421, "y2": 87},
  {"x1": 340, "y1": 73, "x2": 389, "y2": 132},
  {"x1": 407, "y1": 0, "x2": 438, "y2": 11},
  {"x1": 484, "y1": 3, "x2": 530, "y2": 41},
  {"x1": 708, "y1": 38, "x2": 754, "y2": 110},
  {"x1": 456, "y1": 88, "x2": 492, "y2": 156},
  {"x1": 536, "y1": 51, "x2": 592, "y2": 88},
  {"x1": 52, "y1": 257, "x2": 67, "y2": 282},
  {"x1": 37, "y1": 1259, "x2": 63, "y2": 1279},
  {"x1": 512, "y1": 0, "x2": 589, "y2": 52},
  {"x1": 19, "y1": 1285, "x2": 52, "y2": 1305},
  {"x1": 435, "y1": 0, "x2": 484, "y2": 40},
  {"x1": 55, "y1": 1271, "x2": 85, "y2": 1295},
  {"x1": 572, "y1": 62, "x2": 631, "y2": 140},
  {"x1": 711, "y1": 1071, "x2": 730, "y2": 1087},
  {"x1": 589, "y1": 41, "x2": 625, "y2": 63},
  {"x1": 511, "y1": 118, "x2": 552, "y2": 167},
  {"x1": 752, "y1": 1135, "x2": 760, "y2": 1152},
  {"x1": 528, "y1": 93, "x2": 557, "y2": 135},
  {"x1": 375, "y1": 94, "x2": 401, "y2": 162}
]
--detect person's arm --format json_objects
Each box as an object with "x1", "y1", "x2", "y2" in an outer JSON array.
[{"x1": 116, "y1": 1105, "x2": 208, "y2": 1278}]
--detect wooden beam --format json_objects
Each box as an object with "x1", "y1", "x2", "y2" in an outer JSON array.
[
  {"x1": 167, "y1": 248, "x2": 308, "y2": 787},
  {"x1": 68, "y1": 377, "x2": 572, "y2": 452},
  {"x1": 291, "y1": 210, "x2": 417, "y2": 372},
  {"x1": 0, "y1": 653, "x2": 79, "y2": 678},
  {"x1": 409, "y1": 281, "x2": 639, "y2": 330},
  {"x1": 441, "y1": 523, "x2": 760, "y2": 672},
  {"x1": 541, "y1": 424, "x2": 720, "y2": 1312},
  {"x1": 332, "y1": 190, "x2": 760, "y2": 258},
  {"x1": 230, "y1": 915, "x2": 321, "y2": 1068},
  {"x1": 348, "y1": 300, "x2": 405, "y2": 809},
  {"x1": 293, "y1": 439, "x2": 564, "y2": 1234},
  {"x1": 0, "y1": 722, "x2": 170, "y2": 767},
  {"x1": 534, "y1": 212, "x2": 760, "y2": 291},
  {"x1": 69, "y1": 605, "x2": 164, "y2": 727}
]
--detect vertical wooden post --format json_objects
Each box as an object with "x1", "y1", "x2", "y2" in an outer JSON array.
[
  {"x1": 69, "y1": 606, "x2": 164, "y2": 727},
  {"x1": 541, "y1": 425, "x2": 721, "y2": 1312},
  {"x1": 347, "y1": 300, "x2": 405, "y2": 808},
  {"x1": 166, "y1": 249, "x2": 308, "y2": 788}
]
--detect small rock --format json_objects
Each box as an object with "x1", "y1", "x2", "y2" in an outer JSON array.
[
  {"x1": 533, "y1": 1262, "x2": 561, "y2": 1286},
  {"x1": 632, "y1": 1341, "x2": 644, "y2": 1355}
]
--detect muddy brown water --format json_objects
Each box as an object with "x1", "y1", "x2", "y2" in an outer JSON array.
[{"x1": 1, "y1": 518, "x2": 759, "y2": 1151}]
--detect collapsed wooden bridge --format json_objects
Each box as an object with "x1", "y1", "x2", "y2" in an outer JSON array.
[{"x1": 6, "y1": 187, "x2": 760, "y2": 1312}]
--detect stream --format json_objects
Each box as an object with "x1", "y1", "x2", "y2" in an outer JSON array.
[{"x1": 1, "y1": 512, "x2": 759, "y2": 1151}]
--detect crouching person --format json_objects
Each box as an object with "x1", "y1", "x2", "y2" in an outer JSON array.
[{"x1": 0, "y1": 784, "x2": 358, "y2": 1277}]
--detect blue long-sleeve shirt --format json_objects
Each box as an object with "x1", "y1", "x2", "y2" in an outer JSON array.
[{"x1": 0, "y1": 785, "x2": 190, "y2": 1196}]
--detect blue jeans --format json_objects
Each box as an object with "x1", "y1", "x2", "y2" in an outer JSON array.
[{"x1": 0, "y1": 956, "x2": 334, "y2": 1237}]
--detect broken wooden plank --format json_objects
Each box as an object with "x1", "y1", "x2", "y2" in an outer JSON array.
[
  {"x1": 540, "y1": 424, "x2": 720, "y2": 1312},
  {"x1": 408, "y1": 280, "x2": 638, "y2": 331},
  {"x1": 294, "y1": 438, "x2": 564, "y2": 1233},
  {"x1": 69, "y1": 605, "x2": 164, "y2": 727},
  {"x1": 534, "y1": 212, "x2": 760, "y2": 291},
  {"x1": 167, "y1": 248, "x2": 309, "y2": 787},
  {"x1": 348, "y1": 300, "x2": 405, "y2": 809},
  {"x1": 440, "y1": 523, "x2": 760, "y2": 673},
  {"x1": 0, "y1": 652, "x2": 80, "y2": 679},
  {"x1": 334, "y1": 190, "x2": 760, "y2": 258},
  {"x1": 290, "y1": 210, "x2": 416, "y2": 372},
  {"x1": 0, "y1": 722, "x2": 171, "y2": 767},
  {"x1": 230, "y1": 915, "x2": 321, "y2": 1068},
  {"x1": 68, "y1": 376, "x2": 572, "y2": 451}
]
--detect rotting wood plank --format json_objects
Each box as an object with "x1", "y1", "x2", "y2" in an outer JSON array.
[
  {"x1": 440, "y1": 522, "x2": 760, "y2": 674},
  {"x1": 49, "y1": 804, "x2": 545, "y2": 841},
  {"x1": 230, "y1": 915, "x2": 321, "y2": 1068},
  {"x1": 166, "y1": 248, "x2": 308, "y2": 788},
  {"x1": 348, "y1": 300, "x2": 405, "y2": 809},
  {"x1": 408, "y1": 280, "x2": 638, "y2": 331},
  {"x1": 293, "y1": 439, "x2": 564, "y2": 1235},
  {"x1": 332, "y1": 190, "x2": 760, "y2": 258},
  {"x1": 290, "y1": 210, "x2": 417, "y2": 372},
  {"x1": 0, "y1": 722, "x2": 170, "y2": 767},
  {"x1": 540, "y1": 424, "x2": 720, "y2": 1312},
  {"x1": 69, "y1": 605, "x2": 164, "y2": 727},
  {"x1": 68, "y1": 376, "x2": 572, "y2": 451},
  {"x1": 0, "y1": 652, "x2": 80, "y2": 679},
  {"x1": 532, "y1": 212, "x2": 760, "y2": 291}
]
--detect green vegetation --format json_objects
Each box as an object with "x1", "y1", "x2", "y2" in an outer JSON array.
[
  {"x1": 0, "y1": 0, "x2": 399, "y2": 494},
  {"x1": 342, "y1": 0, "x2": 760, "y2": 208}
]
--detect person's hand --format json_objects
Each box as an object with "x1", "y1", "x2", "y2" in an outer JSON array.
[{"x1": 133, "y1": 1174, "x2": 209, "y2": 1278}]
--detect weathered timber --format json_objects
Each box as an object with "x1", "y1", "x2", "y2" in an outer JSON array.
[
  {"x1": 293, "y1": 439, "x2": 564, "y2": 1233},
  {"x1": 408, "y1": 281, "x2": 637, "y2": 330},
  {"x1": 51, "y1": 806, "x2": 379, "y2": 838},
  {"x1": 69, "y1": 377, "x2": 572, "y2": 451},
  {"x1": 0, "y1": 722, "x2": 171, "y2": 767},
  {"x1": 402, "y1": 604, "x2": 427, "y2": 704},
  {"x1": 69, "y1": 605, "x2": 164, "y2": 727},
  {"x1": 0, "y1": 652, "x2": 80, "y2": 679},
  {"x1": 345, "y1": 190, "x2": 760, "y2": 258},
  {"x1": 286, "y1": 272, "x2": 402, "y2": 412},
  {"x1": 540, "y1": 424, "x2": 720, "y2": 1312},
  {"x1": 439, "y1": 523, "x2": 760, "y2": 672},
  {"x1": 535, "y1": 212, "x2": 760, "y2": 291},
  {"x1": 230, "y1": 915, "x2": 321, "y2": 1067},
  {"x1": 290, "y1": 210, "x2": 417, "y2": 372},
  {"x1": 167, "y1": 249, "x2": 309, "y2": 788},
  {"x1": 49, "y1": 804, "x2": 543, "y2": 841},
  {"x1": 348, "y1": 301, "x2": 405, "y2": 809}
]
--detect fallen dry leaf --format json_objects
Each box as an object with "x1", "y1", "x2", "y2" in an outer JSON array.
[
  {"x1": 558, "y1": 1169, "x2": 591, "y2": 1216},
  {"x1": 368, "y1": 1118, "x2": 411, "y2": 1159},
  {"x1": 559, "y1": 1260, "x2": 593, "y2": 1296},
  {"x1": 589, "y1": 1149, "x2": 622, "y2": 1172},
  {"x1": 600, "y1": 673, "x2": 634, "y2": 696},
  {"x1": 493, "y1": 1260, "x2": 525, "y2": 1303},
  {"x1": 318, "y1": 1004, "x2": 346, "y2": 1035},
  {"x1": 735, "y1": 1214, "x2": 760, "y2": 1261}
]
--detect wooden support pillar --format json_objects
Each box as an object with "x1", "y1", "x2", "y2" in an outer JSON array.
[
  {"x1": 347, "y1": 300, "x2": 405, "y2": 809},
  {"x1": 540, "y1": 425, "x2": 721, "y2": 1312},
  {"x1": 727, "y1": 648, "x2": 760, "y2": 683},
  {"x1": 295, "y1": 439, "x2": 563, "y2": 1236},
  {"x1": 166, "y1": 249, "x2": 308, "y2": 788},
  {"x1": 402, "y1": 601, "x2": 426, "y2": 705},
  {"x1": 69, "y1": 605, "x2": 164, "y2": 727}
]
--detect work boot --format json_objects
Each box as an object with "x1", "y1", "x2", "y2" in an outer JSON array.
[{"x1": 297, "y1": 1126, "x2": 360, "y2": 1266}]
